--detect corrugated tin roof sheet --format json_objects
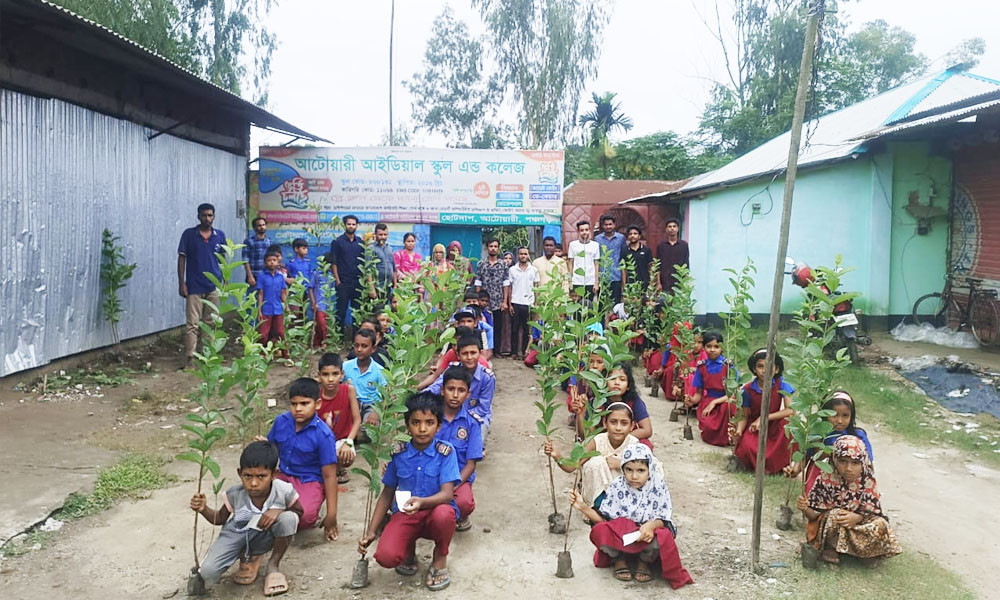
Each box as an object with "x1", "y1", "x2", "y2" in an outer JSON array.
[
  {"x1": 677, "y1": 69, "x2": 1000, "y2": 195},
  {"x1": 5, "y1": 0, "x2": 330, "y2": 143},
  {"x1": 563, "y1": 179, "x2": 688, "y2": 205}
]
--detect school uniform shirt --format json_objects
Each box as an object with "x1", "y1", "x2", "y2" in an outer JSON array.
[
  {"x1": 690, "y1": 355, "x2": 730, "y2": 398},
  {"x1": 505, "y1": 263, "x2": 539, "y2": 306},
  {"x1": 568, "y1": 239, "x2": 600, "y2": 285},
  {"x1": 436, "y1": 406, "x2": 484, "y2": 483},
  {"x1": 267, "y1": 412, "x2": 338, "y2": 483},
  {"x1": 740, "y1": 379, "x2": 796, "y2": 409},
  {"x1": 310, "y1": 269, "x2": 332, "y2": 311},
  {"x1": 595, "y1": 231, "x2": 626, "y2": 282},
  {"x1": 478, "y1": 320, "x2": 494, "y2": 350},
  {"x1": 286, "y1": 257, "x2": 314, "y2": 285},
  {"x1": 343, "y1": 358, "x2": 387, "y2": 406},
  {"x1": 427, "y1": 363, "x2": 496, "y2": 426},
  {"x1": 383, "y1": 440, "x2": 462, "y2": 519},
  {"x1": 256, "y1": 270, "x2": 288, "y2": 316},
  {"x1": 178, "y1": 226, "x2": 227, "y2": 295}
]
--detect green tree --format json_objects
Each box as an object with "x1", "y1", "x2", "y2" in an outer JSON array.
[
  {"x1": 53, "y1": 0, "x2": 277, "y2": 105},
  {"x1": 944, "y1": 37, "x2": 987, "y2": 69},
  {"x1": 407, "y1": 7, "x2": 506, "y2": 148},
  {"x1": 473, "y1": 0, "x2": 613, "y2": 149},
  {"x1": 697, "y1": 1, "x2": 928, "y2": 155},
  {"x1": 578, "y1": 91, "x2": 633, "y2": 178}
]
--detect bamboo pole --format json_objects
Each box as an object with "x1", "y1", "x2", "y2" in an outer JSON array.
[{"x1": 750, "y1": 0, "x2": 825, "y2": 573}]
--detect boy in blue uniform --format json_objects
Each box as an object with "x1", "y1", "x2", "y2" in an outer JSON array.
[
  {"x1": 190, "y1": 441, "x2": 302, "y2": 595},
  {"x1": 427, "y1": 335, "x2": 496, "y2": 446},
  {"x1": 358, "y1": 392, "x2": 461, "y2": 591},
  {"x1": 309, "y1": 258, "x2": 333, "y2": 348},
  {"x1": 285, "y1": 238, "x2": 314, "y2": 285},
  {"x1": 265, "y1": 378, "x2": 339, "y2": 540},
  {"x1": 435, "y1": 366, "x2": 483, "y2": 532},
  {"x1": 256, "y1": 250, "x2": 288, "y2": 354}
]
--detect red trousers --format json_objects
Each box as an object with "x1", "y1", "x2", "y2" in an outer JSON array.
[
  {"x1": 312, "y1": 311, "x2": 328, "y2": 348},
  {"x1": 455, "y1": 482, "x2": 475, "y2": 519},
  {"x1": 374, "y1": 504, "x2": 457, "y2": 568},
  {"x1": 258, "y1": 313, "x2": 285, "y2": 344},
  {"x1": 591, "y1": 517, "x2": 693, "y2": 589}
]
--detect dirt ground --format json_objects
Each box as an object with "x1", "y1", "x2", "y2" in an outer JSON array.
[{"x1": 1, "y1": 343, "x2": 998, "y2": 599}]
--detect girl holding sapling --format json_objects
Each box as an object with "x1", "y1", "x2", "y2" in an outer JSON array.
[
  {"x1": 688, "y1": 332, "x2": 736, "y2": 446},
  {"x1": 785, "y1": 390, "x2": 873, "y2": 494},
  {"x1": 545, "y1": 402, "x2": 639, "y2": 507},
  {"x1": 574, "y1": 364, "x2": 653, "y2": 449},
  {"x1": 569, "y1": 444, "x2": 693, "y2": 588},
  {"x1": 797, "y1": 435, "x2": 900, "y2": 565},
  {"x1": 732, "y1": 348, "x2": 795, "y2": 474}
]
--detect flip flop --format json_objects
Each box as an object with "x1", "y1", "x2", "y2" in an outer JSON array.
[
  {"x1": 337, "y1": 469, "x2": 351, "y2": 484},
  {"x1": 425, "y1": 566, "x2": 451, "y2": 591},
  {"x1": 263, "y1": 571, "x2": 289, "y2": 596},
  {"x1": 232, "y1": 554, "x2": 263, "y2": 585},
  {"x1": 395, "y1": 556, "x2": 418, "y2": 576},
  {"x1": 456, "y1": 518, "x2": 472, "y2": 532}
]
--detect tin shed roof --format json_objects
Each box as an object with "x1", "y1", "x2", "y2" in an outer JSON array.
[{"x1": 676, "y1": 68, "x2": 1000, "y2": 196}]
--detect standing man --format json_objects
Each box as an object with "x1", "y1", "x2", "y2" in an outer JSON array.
[
  {"x1": 595, "y1": 214, "x2": 627, "y2": 304},
  {"x1": 370, "y1": 222, "x2": 395, "y2": 300},
  {"x1": 476, "y1": 239, "x2": 508, "y2": 355},
  {"x1": 503, "y1": 247, "x2": 539, "y2": 360},
  {"x1": 329, "y1": 215, "x2": 364, "y2": 334},
  {"x1": 623, "y1": 225, "x2": 653, "y2": 292},
  {"x1": 177, "y1": 203, "x2": 226, "y2": 368},
  {"x1": 242, "y1": 216, "x2": 271, "y2": 288},
  {"x1": 532, "y1": 236, "x2": 567, "y2": 289},
  {"x1": 656, "y1": 217, "x2": 689, "y2": 294},
  {"x1": 568, "y1": 221, "x2": 600, "y2": 297}
]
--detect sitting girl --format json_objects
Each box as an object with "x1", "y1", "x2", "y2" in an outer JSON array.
[
  {"x1": 574, "y1": 364, "x2": 653, "y2": 449},
  {"x1": 785, "y1": 390, "x2": 873, "y2": 494},
  {"x1": 545, "y1": 402, "x2": 638, "y2": 507},
  {"x1": 569, "y1": 444, "x2": 693, "y2": 588},
  {"x1": 688, "y1": 331, "x2": 735, "y2": 446},
  {"x1": 797, "y1": 435, "x2": 900, "y2": 565},
  {"x1": 733, "y1": 348, "x2": 795, "y2": 474}
]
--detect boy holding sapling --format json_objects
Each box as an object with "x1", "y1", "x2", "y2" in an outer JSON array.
[
  {"x1": 426, "y1": 334, "x2": 495, "y2": 446},
  {"x1": 358, "y1": 392, "x2": 461, "y2": 591},
  {"x1": 256, "y1": 249, "x2": 288, "y2": 354},
  {"x1": 316, "y1": 353, "x2": 361, "y2": 484},
  {"x1": 190, "y1": 441, "x2": 302, "y2": 596},
  {"x1": 265, "y1": 377, "x2": 339, "y2": 539},
  {"x1": 435, "y1": 366, "x2": 483, "y2": 532},
  {"x1": 285, "y1": 238, "x2": 314, "y2": 285}
]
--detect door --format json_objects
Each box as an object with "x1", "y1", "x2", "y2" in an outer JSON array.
[{"x1": 430, "y1": 225, "x2": 483, "y2": 263}]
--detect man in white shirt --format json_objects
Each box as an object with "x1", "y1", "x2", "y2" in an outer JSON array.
[
  {"x1": 503, "y1": 247, "x2": 539, "y2": 360},
  {"x1": 568, "y1": 220, "x2": 600, "y2": 297}
]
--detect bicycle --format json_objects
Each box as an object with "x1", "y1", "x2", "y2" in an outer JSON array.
[{"x1": 911, "y1": 277, "x2": 1000, "y2": 346}]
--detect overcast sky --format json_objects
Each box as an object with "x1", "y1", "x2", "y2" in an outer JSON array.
[{"x1": 251, "y1": 0, "x2": 1000, "y2": 151}]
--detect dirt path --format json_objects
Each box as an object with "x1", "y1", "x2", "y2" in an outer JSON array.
[{"x1": 0, "y1": 358, "x2": 996, "y2": 599}]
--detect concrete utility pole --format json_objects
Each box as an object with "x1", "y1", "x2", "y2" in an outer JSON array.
[{"x1": 750, "y1": 0, "x2": 826, "y2": 573}]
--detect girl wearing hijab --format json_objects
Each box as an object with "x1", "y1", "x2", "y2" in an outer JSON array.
[
  {"x1": 797, "y1": 435, "x2": 900, "y2": 564},
  {"x1": 569, "y1": 444, "x2": 693, "y2": 588}
]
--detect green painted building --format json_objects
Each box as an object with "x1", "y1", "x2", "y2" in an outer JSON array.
[{"x1": 634, "y1": 68, "x2": 1000, "y2": 328}]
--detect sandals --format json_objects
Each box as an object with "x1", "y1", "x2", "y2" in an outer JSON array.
[
  {"x1": 395, "y1": 556, "x2": 418, "y2": 576},
  {"x1": 263, "y1": 572, "x2": 289, "y2": 596},
  {"x1": 232, "y1": 554, "x2": 263, "y2": 585},
  {"x1": 337, "y1": 468, "x2": 351, "y2": 484},
  {"x1": 613, "y1": 558, "x2": 632, "y2": 581},
  {"x1": 634, "y1": 561, "x2": 654, "y2": 583},
  {"x1": 426, "y1": 566, "x2": 451, "y2": 591},
  {"x1": 821, "y1": 549, "x2": 841, "y2": 564}
]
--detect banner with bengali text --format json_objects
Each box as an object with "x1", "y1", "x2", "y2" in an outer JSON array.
[{"x1": 258, "y1": 146, "x2": 564, "y2": 225}]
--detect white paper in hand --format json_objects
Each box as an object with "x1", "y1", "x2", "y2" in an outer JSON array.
[
  {"x1": 395, "y1": 490, "x2": 412, "y2": 511},
  {"x1": 247, "y1": 513, "x2": 263, "y2": 531},
  {"x1": 621, "y1": 530, "x2": 642, "y2": 546}
]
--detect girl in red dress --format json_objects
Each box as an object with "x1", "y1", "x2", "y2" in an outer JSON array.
[
  {"x1": 688, "y1": 332, "x2": 736, "y2": 446},
  {"x1": 733, "y1": 348, "x2": 795, "y2": 474}
]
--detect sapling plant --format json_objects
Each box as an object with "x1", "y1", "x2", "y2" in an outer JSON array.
[
  {"x1": 315, "y1": 257, "x2": 343, "y2": 352},
  {"x1": 718, "y1": 259, "x2": 756, "y2": 460},
  {"x1": 350, "y1": 276, "x2": 456, "y2": 588},
  {"x1": 100, "y1": 229, "x2": 138, "y2": 354},
  {"x1": 780, "y1": 256, "x2": 857, "y2": 531},
  {"x1": 284, "y1": 275, "x2": 315, "y2": 375},
  {"x1": 354, "y1": 232, "x2": 388, "y2": 322},
  {"x1": 666, "y1": 265, "x2": 698, "y2": 435}
]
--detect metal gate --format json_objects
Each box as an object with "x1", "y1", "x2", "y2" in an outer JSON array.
[{"x1": 951, "y1": 148, "x2": 1000, "y2": 287}]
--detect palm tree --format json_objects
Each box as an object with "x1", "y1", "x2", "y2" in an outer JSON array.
[{"x1": 578, "y1": 92, "x2": 634, "y2": 178}]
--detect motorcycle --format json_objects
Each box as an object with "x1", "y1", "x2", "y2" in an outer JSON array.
[{"x1": 786, "y1": 258, "x2": 871, "y2": 364}]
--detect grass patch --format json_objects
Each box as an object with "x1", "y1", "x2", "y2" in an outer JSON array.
[
  {"x1": 835, "y1": 364, "x2": 1000, "y2": 468},
  {"x1": 692, "y1": 449, "x2": 801, "y2": 509},
  {"x1": 756, "y1": 551, "x2": 975, "y2": 600},
  {"x1": 0, "y1": 530, "x2": 53, "y2": 558},
  {"x1": 59, "y1": 454, "x2": 173, "y2": 519},
  {"x1": 14, "y1": 364, "x2": 151, "y2": 393}
]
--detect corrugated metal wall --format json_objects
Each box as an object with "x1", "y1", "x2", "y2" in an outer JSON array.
[
  {"x1": 1, "y1": 89, "x2": 245, "y2": 377},
  {"x1": 951, "y1": 145, "x2": 1000, "y2": 288}
]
